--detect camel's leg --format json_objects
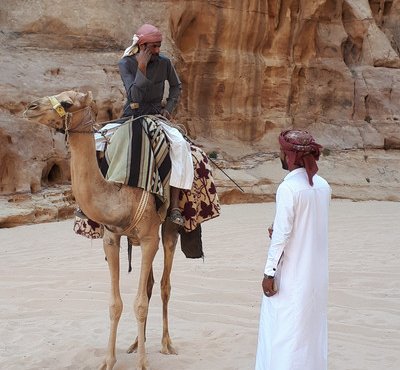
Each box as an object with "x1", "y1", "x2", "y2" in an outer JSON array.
[
  {"x1": 99, "y1": 232, "x2": 122, "y2": 370},
  {"x1": 127, "y1": 267, "x2": 154, "y2": 354},
  {"x1": 134, "y1": 235, "x2": 159, "y2": 370},
  {"x1": 160, "y1": 221, "x2": 179, "y2": 355}
]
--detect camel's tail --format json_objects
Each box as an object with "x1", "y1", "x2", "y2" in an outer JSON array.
[{"x1": 127, "y1": 237, "x2": 133, "y2": 273}]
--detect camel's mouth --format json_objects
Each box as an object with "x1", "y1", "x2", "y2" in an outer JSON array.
[
  {"x1": 23, "y1": 109, "x2": 43, "y2": 121},
  {"x1": 23, "y1": 109, "x2": 35, "y2": 119}
]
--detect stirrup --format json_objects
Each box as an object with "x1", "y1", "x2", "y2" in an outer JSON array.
[{"x1": 170, "y1": 208, "x2": 184, "y2": 226}]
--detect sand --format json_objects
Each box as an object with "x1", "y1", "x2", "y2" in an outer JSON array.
[{"x1": 1, "y1": 200, "x2": 399, "y2": 370}]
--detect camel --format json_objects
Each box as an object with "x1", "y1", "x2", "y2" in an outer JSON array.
[{"x1": 24, "y1": 90, "x2": 182, "y2": 370}]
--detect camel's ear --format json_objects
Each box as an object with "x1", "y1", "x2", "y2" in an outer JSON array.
[
  {"x1": 76, "y1": 91, "x2": 93, "y2": 105},
  {"x1": 85, "y1": 91, "x2": 93, "y2": 103}
]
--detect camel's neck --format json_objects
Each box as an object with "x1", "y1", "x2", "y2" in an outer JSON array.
[
  {"x1": 68, "y1": 133, "x2": 109, "y2": 216},
  {"x1": 66, "y1": 108, "x2": 105, "y2": 205},
  {"x1": 66, "y1": 106, "x2": 115, "y2": 221}
]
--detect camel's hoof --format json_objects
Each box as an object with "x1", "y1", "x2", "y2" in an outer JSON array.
[
  {"x1": 98, "y1": 357, "x2": 116, "y2": 370},
  {"x1": 98, "y1": 364, "x2": 114, "y2": 370},
  {"x1": 136, "y1": 358, "x2": 149, "y2": 370},
  {"x1": 161, "y1": 343, "x2": 178, "y2": 355}
]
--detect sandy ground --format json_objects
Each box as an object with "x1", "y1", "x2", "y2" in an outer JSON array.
[{"x1": 1, "y1": 200, "x2": 399, "y2": 370}]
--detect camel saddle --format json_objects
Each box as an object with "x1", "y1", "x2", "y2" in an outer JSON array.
[{"x1": 98, "y1": 115, "x2": 221, "y2": 257}]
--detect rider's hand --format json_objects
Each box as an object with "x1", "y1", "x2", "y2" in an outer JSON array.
[
  {"x1": 136, "y1": 45, "x2": 152, "y2": 73},
  {"x1": 268, "y1": 223, "x2": 273, "y2": 239},
  {"x1": 160, "y1": 109, "x2": 171, "y2": 120}
]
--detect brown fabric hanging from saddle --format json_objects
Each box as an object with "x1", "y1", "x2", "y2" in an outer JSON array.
[
  {"x1": 179, "y1": 224, "x2": 203, "y2": 259},
  {"x1": 179, "y1": 145, "x2": 221, "y2": 232}
]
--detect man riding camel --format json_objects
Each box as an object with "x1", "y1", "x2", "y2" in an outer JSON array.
[{"x1": 118, "y1": 23, "x2": 193, "y2": 226}]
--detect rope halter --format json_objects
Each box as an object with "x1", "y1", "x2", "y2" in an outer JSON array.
[{"x1": 48, "y1": 96, "x2": 96, "y2": 136}]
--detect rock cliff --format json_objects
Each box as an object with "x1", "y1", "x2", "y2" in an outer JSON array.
[{"x1": 0, "y1": 0, "x2": 399, "y2": 227}]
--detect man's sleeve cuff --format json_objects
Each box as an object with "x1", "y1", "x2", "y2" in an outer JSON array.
[{"x1": 264, "y1": 266, "x2": 277, "y2": 276}]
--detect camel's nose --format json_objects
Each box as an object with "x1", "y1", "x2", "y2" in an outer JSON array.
[
  {"x1": 26, "y1": 102, "x2": 39, "y2": 111},
  {"x1": 23, "y1": 102, "x2": 39, "y2": 118}
]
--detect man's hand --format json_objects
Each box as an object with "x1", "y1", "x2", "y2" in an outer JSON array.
[
  {"x1": 268, "y1": 223, "x2": 273, "y2": 239},
  {"x1": 160, "y1": 109, "x2": 171, "y2": 120},
  {"x1": 262, "y1": 275, "x2": 277, "y2": 297},
  {"x1": 136, "y1": 45, "x2": 152, "y2": 74}
]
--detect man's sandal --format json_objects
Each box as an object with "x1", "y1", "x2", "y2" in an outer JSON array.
[{"x1": 170, "y1": 208, "x2": 184, "y2": 226}]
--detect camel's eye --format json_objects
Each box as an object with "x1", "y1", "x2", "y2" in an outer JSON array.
[{"x1": 61, "y1": 101, "x2": 73, "y2": 109}]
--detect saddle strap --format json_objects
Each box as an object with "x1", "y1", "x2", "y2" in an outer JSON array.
[{"x1": 122, "y1": 190, "x2": 150, "y2": 235}]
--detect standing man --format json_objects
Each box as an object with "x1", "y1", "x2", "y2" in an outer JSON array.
[
  {"x1": 255, "y1": 130, "x2": 331, "y2": 370},
  {"x1": 118, "y1": 24, "x2": 192, "y2": 226}
]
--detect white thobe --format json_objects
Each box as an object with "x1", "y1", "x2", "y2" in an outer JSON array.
[
  {"x1": 255, "y1": 168, "x2": 331, "y2": 370},
  {"x1": 159, "y1": 121, "x2": 194, "y2": 190}
]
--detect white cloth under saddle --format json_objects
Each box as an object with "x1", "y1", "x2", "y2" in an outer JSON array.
[
  {"x1": 95, "y1": 123, "x2": 122, "y2": 151},
  {"x1": 158, "y1": 121, "x2": 194, "y2": 190}
]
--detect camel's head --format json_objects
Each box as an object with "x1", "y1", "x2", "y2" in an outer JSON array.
[{"x1": 24, "y1": 90, "x2": 97, "y2": 130}]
